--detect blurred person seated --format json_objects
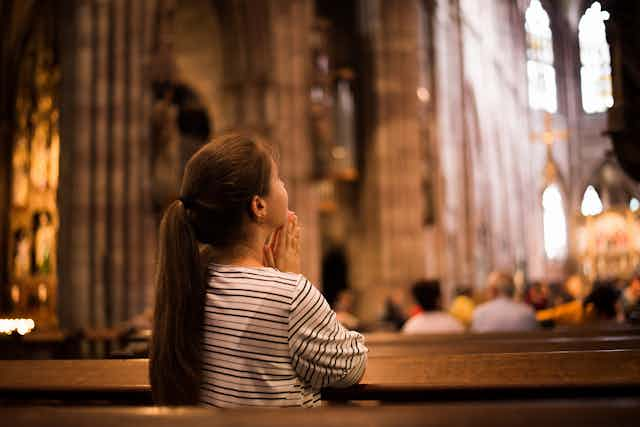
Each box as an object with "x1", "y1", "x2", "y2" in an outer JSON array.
[
  {"x1": 548, "y1": 281, "x2": 572, "y2": 307},
  {"x1": 621, "y1": 274, "x2": 640, "y2": 324},
  {"x1": 471, "y1": 271, "x2": 538, "y2": 333},
  {"x1": 536, "y1": 274, "x2": 595, "y2": 326},
  {"x1": 379, "y1": 288, "x2": 410, "y2": 331},
  {"x1": 402, "y1": 280, "x2": 464, "y2": 334},
  {"x1": 523, "y1": 281, "x2": 549, "y2": 311},
  {"x1": 583, "y1": 281, "x2": 621, "y2": 326},
  {"x1": 334, "y1": 289, "x2": 360, "y2": 330},
  {"x1": 449, "y1": 285, "x2": 475, "y2": 328}
]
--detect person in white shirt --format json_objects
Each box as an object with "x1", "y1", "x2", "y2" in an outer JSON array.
[
  {"x1": 471, "y1": 271, "x2": 538, "y2": 333},
  {"x1": 150, "y1": 133, "x2": 367, "y2": 407},
  {"x1": 402, "y1": 280, "x2": 465, "y2": 334}
]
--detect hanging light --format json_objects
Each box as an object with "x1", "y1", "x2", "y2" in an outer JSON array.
[
  {"x1": 630, "y1": 198, "x2": 640, "y2": 212},
  {"x1": 581, "y1": 185, "x2": 603, "y2": 216}
]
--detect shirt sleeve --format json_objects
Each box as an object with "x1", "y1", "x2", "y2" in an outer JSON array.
[{"x1": 288, "y1": 277, "x2": 368, "y2": 389}]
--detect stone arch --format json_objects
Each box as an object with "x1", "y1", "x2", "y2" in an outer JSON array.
[{"x1": 154, "y1": 0, "x2": 275, "y2": 135}]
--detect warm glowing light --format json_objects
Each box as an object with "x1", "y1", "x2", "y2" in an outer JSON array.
[
  {"x1": 579, "y1": 2, "x2": 613, "y2": 113},
  {"x1": 332, "y1": 146, "x2": 347, "y2": 160},
  {"x1": 0, "y1": 318, "x2": 35, "y2": 335},
  {"x1": 417, "y1": 87, "x2": 431, "y2": 103},
  {"x1": 525, "y1": 0, "x2": 557, "y2": 113},
  {"x1": 581, "y1": 185, "x2": 603, "y2": 216},
  {"x1": 630, "y1": 198, "x2": 640, "y2": 212},
  {"x1": 542, "y1": 183, "x2": 568, "y2": 260}
]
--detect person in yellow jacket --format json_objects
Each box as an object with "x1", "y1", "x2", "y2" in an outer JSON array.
[
  {"x1": 536, "y1": 274, "x2": 595, "y2": 325},
  {"x1": 449, "y1": 286, "x2": 475, "y2": 328}
]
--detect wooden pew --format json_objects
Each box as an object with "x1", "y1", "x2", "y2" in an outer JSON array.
[
  {"x1": 365, "y1": 333, "x2": 640, "y2": 356},
  {"x1": 364, "y1": 325, "x2": 640, "y2": 346},
  {"x1": 1, "y1": 349, "x2": 639, "y2": 404},
  {"x1": 323, "y1": 349, "x2": 640, "y2": 401},
  {"x1": 107, "y1": 326, "x2": 640, "y2": 359},
  {"x1": 0, "y1": 326, "x2": 135, "y2": 360},
  {"x1": 0, "y1": 359, "x2": 151, "y2": 404},
  {"x1": 0, "y1": 329, "x2": 82, "y2": 359},
  {"x1": 6, "y1": 401, "x2": 640, "y2": 427}
]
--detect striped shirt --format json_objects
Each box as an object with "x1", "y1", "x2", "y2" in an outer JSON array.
[{"x1": 199, "y1": 264, "x2": 368, "y2": 408}]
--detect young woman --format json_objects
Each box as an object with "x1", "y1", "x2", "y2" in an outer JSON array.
[{"x1": 150, "y1": 133, "x2": 367, "y2": 407}]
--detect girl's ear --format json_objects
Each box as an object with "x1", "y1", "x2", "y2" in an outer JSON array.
[{"x1": 250, "y1": 195, "x2": 267, "y2": 222}]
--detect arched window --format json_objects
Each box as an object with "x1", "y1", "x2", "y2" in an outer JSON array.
[
  {"x1": 542, "y1": 182, "x2": 568, "y2": 261},
  {"x1": 579, "y1": 2, "x2": 613, "y2": 113},
  {"x1": 525, "y1": 0, "x2": 557, "y2": 113}
]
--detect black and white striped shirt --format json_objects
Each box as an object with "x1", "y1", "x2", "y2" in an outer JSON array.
[{"x1": 200, "y1": 264, "x2": 367, "y2": 408}]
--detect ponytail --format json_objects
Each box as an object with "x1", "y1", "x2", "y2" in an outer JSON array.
[
  {"x1": 149, "y1": 133, "x2": 275, "y2": 404},
  {"x1": 150, "y1": 200, "x2": 205, "y2": 405}
]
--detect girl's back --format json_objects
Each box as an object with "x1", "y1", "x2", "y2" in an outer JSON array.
[{"x1": 201, "y1": 264, "x2": 366, "y2": 407}]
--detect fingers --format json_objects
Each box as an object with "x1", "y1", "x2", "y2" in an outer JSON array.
[
  {"x1": 271, "y1": 228, "x2": 282, "y2": 253},
  {"x1": 286, "y1": 214, "x2": 296, "y2": 249},
  {"x1": 265, "y1": 230, "x2": 274, "y2": 248},
  {"x1": 290, "y1": 218, "x2": 300, "y2": 251},
  {"x1": 263, "y1": 245, "x2": 276, "y2": 268},
  {"x1": 272, "y1": 211, "x2": 301, "y2": 273},
  {"x1": 292, "y1": 223, "x2": 301, "y2": 251}
]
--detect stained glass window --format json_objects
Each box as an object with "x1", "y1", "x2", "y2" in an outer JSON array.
[
  {"x1": 579, "y1": 2, "x2": 613, "y2": 113},
  {"x1": 525, "y1": 0, "x2": 557, "y2": 113}
]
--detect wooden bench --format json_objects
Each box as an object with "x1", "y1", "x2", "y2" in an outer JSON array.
[
  {"x1": 365, "y1": 333, "x2": 640, "y2": 356},
  {"x1": 1, "y1": 349, "x2": 639, "y2": 404},
  {"x1": 364, "y1": 325, "x2": 640, "y2": 345},
  {"x1": 0, "y1": 330, "x2": 82, "y2": 360},
  {"x1": 0, "y1": 359, "x2": 151, "y2": 404},
  {"x1": 105, "y1": 326, "x2": 640, "y2": 359},
  {"x1": 0, "y1": 326, "x2": 135, "y2": 359},
  {"x1": 6, "y1": 401, "x2": 640, "y2": 427},
  {"x1": 324, "y1": 349, "x2": 640, "y2": 401}
]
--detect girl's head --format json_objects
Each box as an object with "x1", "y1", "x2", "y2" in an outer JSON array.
[
  {"x1": 180, "y1": 133, "x2": 287, "y2": 245},
  {"x1": 150, "y1": 133, "x2": 286, "y2": 405}
]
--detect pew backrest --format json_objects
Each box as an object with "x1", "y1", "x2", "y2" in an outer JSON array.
[
  {"x1": 1, "y1": 349, "x2": 639, "y2": 404},
  {"x1": 6, "y1": 401, "x2": 640, "y2": 427}
]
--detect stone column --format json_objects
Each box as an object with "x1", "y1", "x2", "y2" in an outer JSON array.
[
  {"x1": 267, "y1": 0, "x2": 320, "y2": 285},
  {"x1": 58, "y1": 0, "x2": 158, "y2": 330},
  {"x1": 354, "y1": 0, "x2": 425, "y2": 322},
  {"x1": 430, "y1": 0, "x2": 471, "y2": 297}
]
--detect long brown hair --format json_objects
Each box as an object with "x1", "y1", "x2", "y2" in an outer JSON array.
[{"x1": 150, "y1": 133, "x2": 274, "y2": 404}]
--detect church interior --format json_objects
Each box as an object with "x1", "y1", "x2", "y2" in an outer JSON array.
[{"x1": 1, "y1": 0, "x2": 640, "y2": 421}]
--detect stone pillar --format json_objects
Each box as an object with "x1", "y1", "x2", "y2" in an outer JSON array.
[
  {"x1": 431, "y1": 0, "x2": 468, "y2": 297},
  {"x1": 0, "y1": 121, "x2": 12, "y2": 312},
  {"x1": 267, "y1": 0, "x2": 320, "y2": 285},
  {"x1": 58, "y1": 0, "x2": 158, "y2": 330},
  {"x1": 354, "y1": 0, "x2": 425, "y2": 322}
]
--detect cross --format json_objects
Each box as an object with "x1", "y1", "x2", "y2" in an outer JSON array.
[
  {"x1": 530, "y1": 112, "x2": 568, "y2": 184},
  {"x1": 530, "y1": 112, "x2": 568, "y2": 147}
]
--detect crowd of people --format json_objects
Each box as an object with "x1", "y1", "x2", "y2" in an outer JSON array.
[{"x1": 368, "y1": 271, "x2": 640, "y2": 334}]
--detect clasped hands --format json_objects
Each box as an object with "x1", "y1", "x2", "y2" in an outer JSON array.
[{"x1": 263, "y1": 211, "x2": 301, "y2": 273}]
